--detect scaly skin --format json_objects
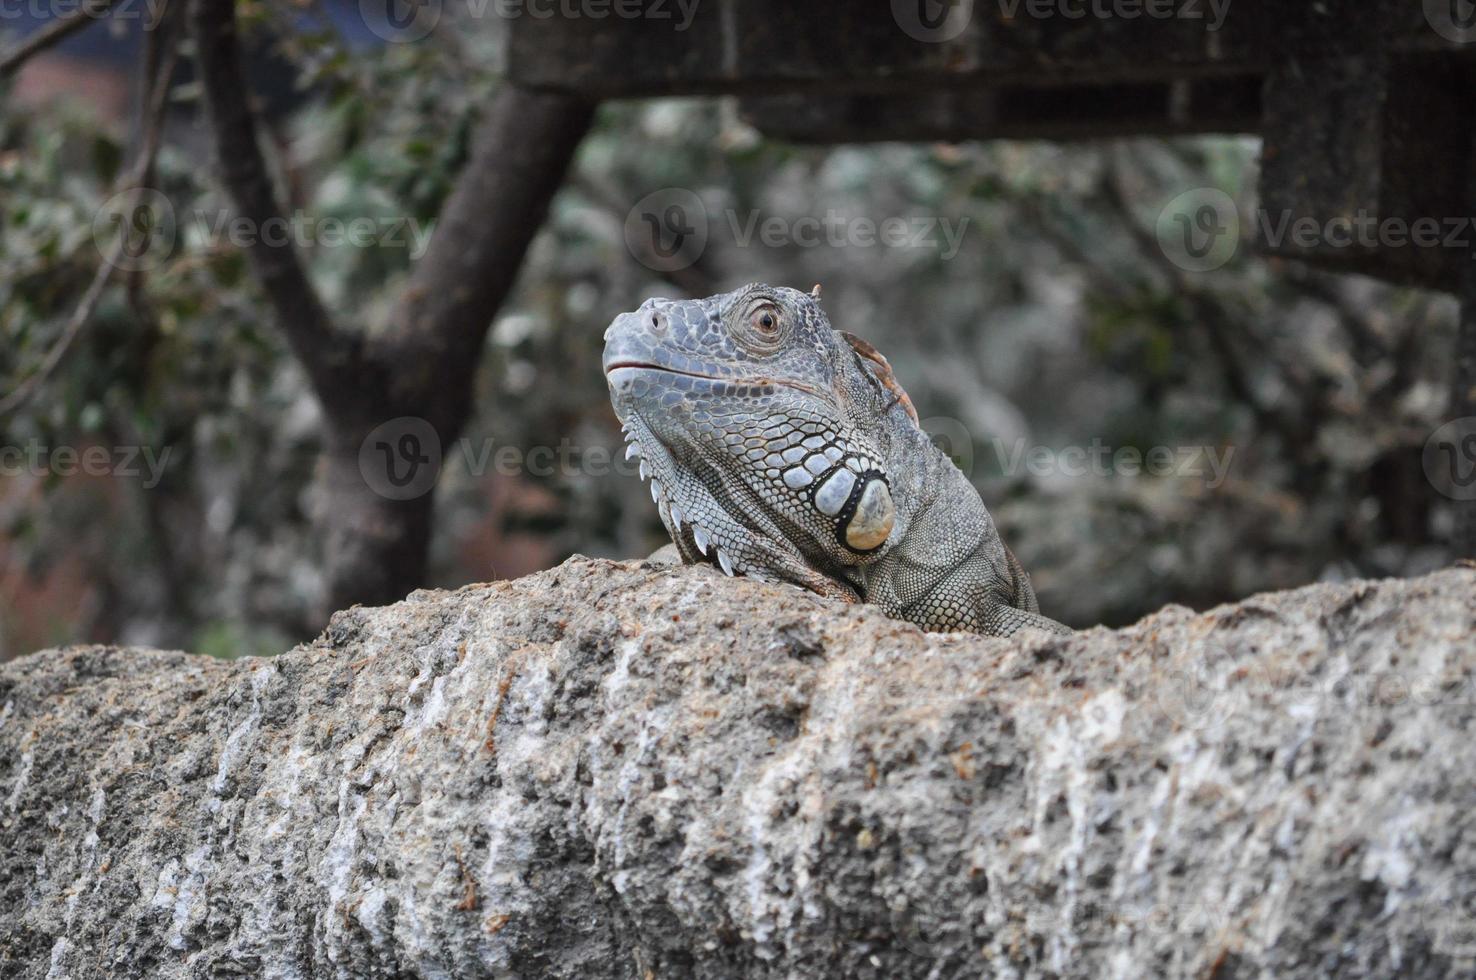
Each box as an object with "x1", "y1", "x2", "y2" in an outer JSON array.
[{"x1": 602, "y1": 284, "x2": 1070, "y2": 637}]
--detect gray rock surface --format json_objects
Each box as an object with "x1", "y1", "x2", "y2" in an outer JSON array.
[{"x1": 2, "y1": 557, "x2": 1474, "y2": 978}]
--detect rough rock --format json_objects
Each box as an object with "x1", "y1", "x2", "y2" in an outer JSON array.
[{"x1": 1, "y1": 557, "x2": 1474, "y2": 978}]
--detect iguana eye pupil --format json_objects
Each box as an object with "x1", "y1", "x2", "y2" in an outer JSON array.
[{"x1": 751, "y1": 307, "x2": 779, "y2": 334}]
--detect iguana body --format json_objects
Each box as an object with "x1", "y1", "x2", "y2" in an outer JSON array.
[{"x1": 602, "y1": 284, "x2": 1069, "y2": 637}]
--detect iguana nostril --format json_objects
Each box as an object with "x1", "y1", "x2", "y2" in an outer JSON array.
[{"x1": 651, "y1": 312, "x2": 665, "y2": 332}]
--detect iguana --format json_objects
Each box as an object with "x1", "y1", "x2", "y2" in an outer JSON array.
[{"x1": 602, "y1": 283, "x2": 1070, "y2": 637}]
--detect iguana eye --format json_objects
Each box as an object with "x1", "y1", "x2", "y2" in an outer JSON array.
[{"x1": 734, "y1": 299, "x2": 786, "y2": 352}]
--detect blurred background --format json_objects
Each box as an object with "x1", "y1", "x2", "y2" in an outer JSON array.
[{"x1": 0, "y1": 1, "x2": 1465, "y2": 660}]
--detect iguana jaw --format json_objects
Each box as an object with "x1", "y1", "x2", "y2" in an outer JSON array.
[
  {"x1": 604, "y1": 360, "x2": 714, "y2": 381},
  {"x1": 604, "y1": 360, "x2": 830, "y2": 402},
  {"x1": 617, "y1": 412, "x2": 865, "y2": 602}
]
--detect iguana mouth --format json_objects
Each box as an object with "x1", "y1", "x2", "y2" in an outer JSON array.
[
  {"x1": 605, "y1": 360, "x2": 828, "y2": 400},
  {"x1": 603, "y1": 360, "x2": 719, "y2": 381}
]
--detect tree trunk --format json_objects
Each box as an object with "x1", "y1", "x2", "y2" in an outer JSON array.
[
  {"x1": 1451, "y1": 130, "x2": 1476, "y2": 560},
  {"x1": 318, "y1": 426, "x2": 439, "y2": 616},
  {"x1": 3, "y1": 559, "x2": 1474, "y2": 978},
  {"x1": 192, "y1": 0, "x2": 597, "y2": 617},
  {"x1": 304, "y1": 86, "x2": 596, "y2": 615},
  {"x1": 1455, "y1": 271, "x2": 1476, "y2": 559}
]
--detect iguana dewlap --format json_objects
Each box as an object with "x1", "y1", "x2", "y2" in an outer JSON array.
[{"x1": 602, "y1": 283, "x2": 1070, "y2": 637}]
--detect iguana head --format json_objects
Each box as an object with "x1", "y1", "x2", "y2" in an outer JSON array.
[{"x1": 603, "y1": 283, "x2": 917, "y2": 588}]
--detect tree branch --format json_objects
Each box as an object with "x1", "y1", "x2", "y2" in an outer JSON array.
[
  {"x1": 0, "y1": 7, "x2": 179, "y2": 418},
  {"x1": 0, "y1": 0, "x2": 114, "y2": 78},
  {"x1": 379, "y1": 86, "x2": 595, "y2": 428},
  {"x1": 189, "y1": 0, "x2": 359, "y2": 410}
]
